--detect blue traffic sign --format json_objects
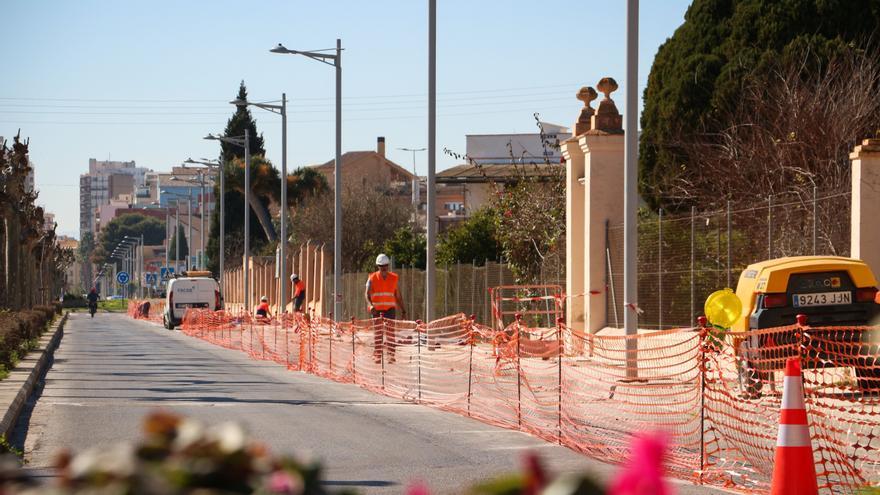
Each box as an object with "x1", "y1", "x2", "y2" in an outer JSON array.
[
  {"x1": 145, "y1": 272, "x2": 158, "y2": 285},
  {"x1": 116, "y1": 271, "x2": 130, "y2": 284},
  {"x1": 160, "y1": 267, "x2": 175, "y2": 279}
]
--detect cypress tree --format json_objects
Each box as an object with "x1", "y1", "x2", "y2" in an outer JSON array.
[{"x1": 640, "y1": 0, "x2": 880, "y2": 209}]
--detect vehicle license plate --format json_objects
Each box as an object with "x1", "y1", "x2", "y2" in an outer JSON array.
[{"x1": 792, "y1": 291, "x2": 851, "y2": 307}]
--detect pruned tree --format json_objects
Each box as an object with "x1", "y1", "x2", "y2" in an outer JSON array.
[
  {"x1": 290, "y1": 184, "x2": 411, "y2": 271},
  {"x1": 444, "y1": 116, "x2": 565, "y2": 283}
]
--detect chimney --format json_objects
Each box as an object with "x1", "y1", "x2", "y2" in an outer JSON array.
[{"x1": 377, "y1": 136, "x2": 386, "y2": 157}]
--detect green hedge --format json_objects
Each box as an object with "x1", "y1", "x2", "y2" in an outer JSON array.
[{"x1": 0, "y1": 303, "x2": 61, "y2": 377}]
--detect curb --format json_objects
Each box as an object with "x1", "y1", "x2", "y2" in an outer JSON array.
[{"x1": 0, "y1": 312, "x2": 68, "y2": 439}]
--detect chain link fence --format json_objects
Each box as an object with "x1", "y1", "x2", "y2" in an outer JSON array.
[{"x1": 607, "y1": 189, "x2": 851, "y2": 329}]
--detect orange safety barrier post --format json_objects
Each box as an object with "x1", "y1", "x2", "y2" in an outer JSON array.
[{"x1": 131, "y1": 304, "x2": 880, "y2": 494}]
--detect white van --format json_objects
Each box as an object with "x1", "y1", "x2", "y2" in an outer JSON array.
[{"x1": 163, "y1": 271, "x2": 222, "y2": 329}]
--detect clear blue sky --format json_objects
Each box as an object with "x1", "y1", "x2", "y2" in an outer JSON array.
[{"x1": 2, "y1": 0, "x2": 691, "y2": 239}]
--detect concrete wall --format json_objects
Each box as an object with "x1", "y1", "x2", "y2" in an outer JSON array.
[{"x1": 851, "y1": 138, "x2": 880, "y2": 275}]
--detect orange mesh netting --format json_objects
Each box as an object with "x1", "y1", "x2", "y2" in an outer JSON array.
[
  {"x1": 127, "y1": 299, "x2": 165, "y2": 324},
  {"x1": 131, "y1": 306, "x2": 880, "y2": 494}
]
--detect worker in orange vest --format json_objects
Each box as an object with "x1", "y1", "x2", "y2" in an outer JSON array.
[
  {"x1": 255, "y1": 295, "x2": 272, "y2": 319},
  {"x1": 290, "y1": 273, "x2": 306, "y2": 312},
  {"x1": 364, "y1": 253, "x2": 407, "y2": 363}
]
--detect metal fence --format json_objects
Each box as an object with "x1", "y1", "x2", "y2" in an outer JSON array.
[
  {"x1": 326, "y1": 260, "x2": 565, "y2": 325},
  {"x1": 607, "y1": 189, "x2": 852, "y2": 329},
  {"x1": 323, "y1": 189, "x2": 850, "y2": 330}
]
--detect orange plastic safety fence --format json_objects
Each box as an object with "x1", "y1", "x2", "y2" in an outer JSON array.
[
  {"x1": 702, "y1": 323, "x2": 880, "y2": 493},
  {"x1": 138, "y1": 308, "x2": 880, "y2": 494},
  {"x1": 128, "y1": 299, "x2": 165, "y2": 325}
]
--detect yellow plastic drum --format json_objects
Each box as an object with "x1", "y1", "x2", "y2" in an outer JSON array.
[{"x1": 704, "y1": 288, "x2": 742, "y2": 329}]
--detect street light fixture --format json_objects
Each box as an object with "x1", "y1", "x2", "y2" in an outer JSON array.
[
  {"x1": 184, "y1": 157, "x2": 224, "y2": 286},
  {"x1": 161, "y1": 190, "x2": 194, "y2": 272},
  {"x1": 271, "y1": 39, "x2": 343, "y2": 319},
  {"x1": 124, "y1": 235, "x2": 144, "y2": 298},
  {"x1": 160, "y1": 189, "x2": 192, "y2": 274},
  {"x1": 171, "y1": 171, "x2": 215, "y2": 270},
  {"x1": 229, "y1": 96, "x2": 290, "y2": 310},
  {"x1": 398, "y1": 146, "x2": 426, "y2": 207},
  {"x1": 205, "y1": 132, "x2": 251, "y2": 310}
]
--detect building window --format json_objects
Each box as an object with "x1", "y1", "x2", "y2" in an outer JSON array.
[{"x1": 444, "y1": 202, "x2": 464, "y2": 212}]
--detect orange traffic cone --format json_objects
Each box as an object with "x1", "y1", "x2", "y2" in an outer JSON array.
[{"x1": 770, "y1": 357, "x2": 818, "y2": 495}]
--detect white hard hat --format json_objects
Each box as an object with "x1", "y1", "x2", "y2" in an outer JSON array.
[
  {"x1": 290, "y1": 273, "x2": 298, "y2": 281},
  {"x1": 260, "y1": 295, "x2": 268, "y2": 302},
  {"x1": 375, "y1": 253, "x2": 390, "y2": 266}
]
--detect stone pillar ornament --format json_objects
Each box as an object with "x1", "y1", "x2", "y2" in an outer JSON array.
[
  {"x1": 590, "y1": 77, "x2": 623, "y2": 134},
  {"x1": 575, "y1": 86, "x2": 598, "y2": 135}
]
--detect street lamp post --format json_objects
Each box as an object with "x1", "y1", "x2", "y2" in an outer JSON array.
[
  {"x1": 161, "y1": 194, "x2": 191, "y2": 276},
  {"x1": 228, "y1": 95, "x2": 289, "y2": 311},
  {"x1": 397, "y1": 147, "x2": 425, "y2": 207},
  {"x1": 427, "y1": 0, "x2": 437, "y2": 321},
  {"x1": 124, "y1": 235, "x2": 143, "y2": 298},
  {"x1": 185, "y1": 158, "x2": 223, "y2": 285},
  {"x1": 172, "y1": 170, "x2": 215, "y2": 270},
  {"x1": 271, "y1": 39, "x2": 343, "y2": 319},
  {"x1": 205, "y1": 132, "x2": 250, "y2": 310}
]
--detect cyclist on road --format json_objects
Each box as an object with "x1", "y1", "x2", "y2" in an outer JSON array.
[{"x1": 87, "y1": 288, "x2": 99, "y2": 317}]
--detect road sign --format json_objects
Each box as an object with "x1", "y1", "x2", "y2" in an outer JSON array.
[
  {"x1": 116, "y1": 271, "x2": 130, "y2": 284},
  {"x1": 145, "y1": 273, "x2": 158, "y2": 285},
  {"x1": 160, "y1": 267, "x2": 175, "y2": 279}
]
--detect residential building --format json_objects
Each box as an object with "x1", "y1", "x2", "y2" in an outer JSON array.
[
  {"x1": 436, "y1": 124, "x2": 570, "y2": 220},
  {"x1": 79, "y1": 159, "x2": 150, "y2": 237},
  {"x1": 311, "y1": 137, "x2": 416, "y2": 194},
  {"x1": 42, "y1": 211, "x2": 56, "y2": 233}
]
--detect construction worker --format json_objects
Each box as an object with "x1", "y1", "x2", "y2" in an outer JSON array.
[
  {"x1": 290, "y1": 273, "x2": 306, "y2": 312},
  {"x1": 255, "y1": 295, "x2": 272, "y2": 318},
  {"x1": 364, "y1": 253, "x2": 406, "y2": 363}
]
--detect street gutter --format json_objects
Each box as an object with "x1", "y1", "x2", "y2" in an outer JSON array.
[{"x1": 0, "y1": 312, "x2": 67, "y2": 439}]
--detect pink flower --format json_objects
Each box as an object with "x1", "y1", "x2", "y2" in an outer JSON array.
[
  {"x1": 406, "y1": 480, "x2": 431, "y2": 495},
  {"x1": 609, "y1": 431, "x2": 674, "y2": 495},
  {"x1": 268, "y1": 470, "x2": 303, "y2": 494}
]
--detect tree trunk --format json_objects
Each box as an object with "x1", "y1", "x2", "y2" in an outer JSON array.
[
  {"x1": 6, "y1": 216, "x2": 20, "y2": 310},
  {"x1": 244, "y1": 188, "x2": 278, "y2": 242},
  {"x1": 0, "y1": 216, "x2": 6, "y2": 308}
]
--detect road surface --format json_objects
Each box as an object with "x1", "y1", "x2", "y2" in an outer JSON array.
[{"x1": 13, "y1": 313, "x2": 725, "y2": 494}]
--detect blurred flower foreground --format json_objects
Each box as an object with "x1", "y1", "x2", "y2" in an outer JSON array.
[{"x1": 0, "y1": 412, "x2": 672, "y2": 495}]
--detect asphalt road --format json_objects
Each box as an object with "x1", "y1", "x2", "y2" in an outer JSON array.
[{"x1": 13, "y1": 313, "x2": 726, "y2": 494}]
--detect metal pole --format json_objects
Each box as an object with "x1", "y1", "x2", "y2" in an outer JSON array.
[
  {"x1": 165, "y1": 208, "x2": 170, "y2": 285},
  {"x1": 175, "y1": 200, "x2": 180, "y2": 274},
  {"x1": 280, "y1": 93, "x2": 288, "y2": 313},
  {"x1": 658, "y1": 209, "x2": 662, "y2": 329},
  {"x1": 140, "y1": 234, "x2": 144, "y2": 298},
  {"x1": 767, "y1": 194, "x2": 772, "y2": 259},
  {"x1": 623, "y1": 0, "x2": 639, "y2": 377},
  {"x1": 244, "y1": 128, "x2": 251, "y2": 311},
  {"x1": 426, "y1": 0, "x2": 437, "y2": 322},
  {"x1": 690, "y1": 206, "x2": 696, "y2": 324},
  {"x1": 187, "y1": 196, "x2": 193, "y2": 272},
  {"x1": 812, "y1": 185, "x2": 817, "y2": 255},
  {"x1": 726, "y1": 200, "x2": 732, "y2": 288},
  {"x1": 200, "y1": 173, "x2": 205, "y2": 269},
  {"x1": 219, "y1": 158, "x2": 225, "y2": 288},
  {"x1": 332, "y1": 40, "x2": 343, "y2": 320}
]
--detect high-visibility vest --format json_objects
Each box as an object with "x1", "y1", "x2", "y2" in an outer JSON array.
[
  {"x1": 368, "y1": 271, "x2": 398, "y2": 311},
  {"x1": 293, "y1": 279, "x2": 306, "y2": 298}
]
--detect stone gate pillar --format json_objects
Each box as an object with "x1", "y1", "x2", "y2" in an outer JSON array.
[
  {"x1": 851, "y1": 138, "x2": 880, "y2": 274},
  {"x1": 564, "y1": 78, "x2": 625, "y2": 341}
]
